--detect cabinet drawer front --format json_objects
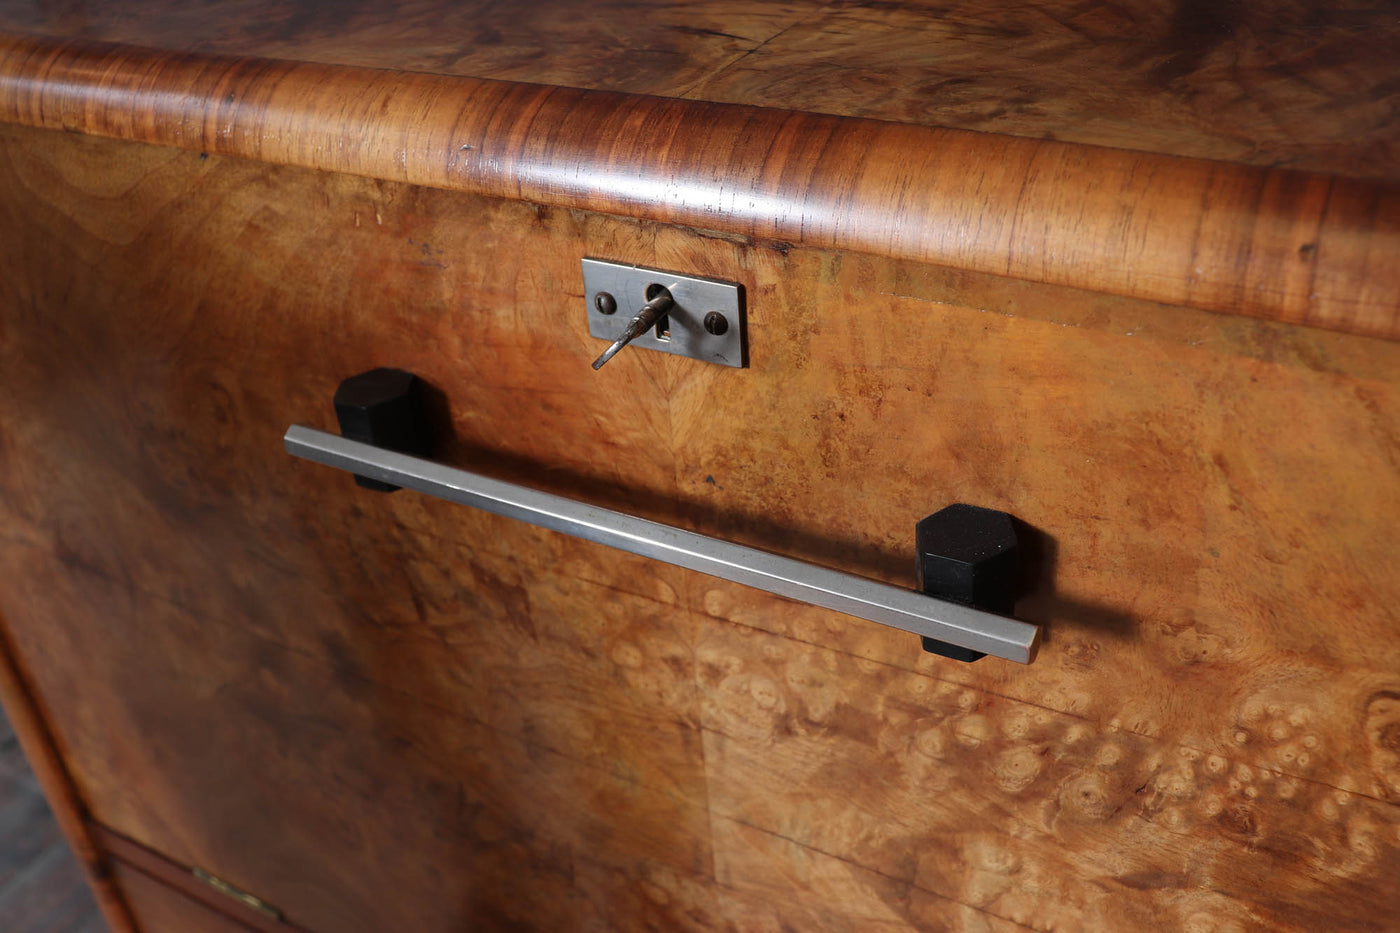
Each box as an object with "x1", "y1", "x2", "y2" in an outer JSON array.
[{"x1": 1, "y1": 124, "x2": 1398, "y2": 931}]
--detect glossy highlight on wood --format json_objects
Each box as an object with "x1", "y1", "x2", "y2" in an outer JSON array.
[
  {"x1": 0, "y1": 33, "x2": 1395, "y2": 341},
  {"x1": 0, "y1": 0, "x2": 1394, "y2": 181},
  {"x1": 1, "y1": 3, "x2": 1399, "y2": 930},
  {"x1": 0, "y1": 123, "x2": 1397, "y2": 931}
]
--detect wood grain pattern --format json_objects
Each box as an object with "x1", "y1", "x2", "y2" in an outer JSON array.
[
  {"x1": 0, "y1": 33, "x2": 1396, "y2": 342},
  {"x1": 0, "y1": 123, "x2": 1397, "y2": 930},
  {"x1": 698, "y1": 625, "x2": 1400, "y2": 931},
  {"x1": 4, "y1": 561, "x2": 720, "y2": 931},
  {"x1": 0, "y1": 0, "x2": 823, "y2": 103},
  {"x1": 685, "y1": 0, "x2": 1400, "y2": 181},
  {"x1": 0, "y1": 623, "x2": 135, "y2": 933},
  {"x1": 0, "y1": 0, "x2": 1393, "y2": 181}
]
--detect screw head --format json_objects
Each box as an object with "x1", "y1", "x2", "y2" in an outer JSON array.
[
  {"x1": 703, "y1": 311, "x2": 729, "y2": 336},
  {"x1": 594, "y1": 291, "x2": 617, "y2": 315}
]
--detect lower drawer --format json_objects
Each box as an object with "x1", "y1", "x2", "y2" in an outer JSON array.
[
  {"x1": 97, "y1": 827, "x2": 294, "y2": 932},
  {"x1": 107, "y1": 862, "x2": 266, "y2": 933}
]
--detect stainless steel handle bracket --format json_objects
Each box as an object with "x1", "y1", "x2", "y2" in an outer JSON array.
[
  {"x1": 583, "y1": 258, "x2": 747, "y2": 368},
  {"x1": 284, "y1": 426, "x2": 1041, "y2": 663}
]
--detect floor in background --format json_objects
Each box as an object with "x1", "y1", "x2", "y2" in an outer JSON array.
[{"x1": 0, "y1": 708, "x2": 106, "y2": 933}]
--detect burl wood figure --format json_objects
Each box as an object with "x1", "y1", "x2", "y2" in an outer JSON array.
[{"x1": 0, "y1": 2, "x2": 1396, "y2": 931}]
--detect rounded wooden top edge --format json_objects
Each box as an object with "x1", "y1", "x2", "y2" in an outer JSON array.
[{"x1": 0, "y1": 32, "x2": 1394, "y2": 343}]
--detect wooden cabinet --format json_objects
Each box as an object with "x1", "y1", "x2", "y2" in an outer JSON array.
[{"x1": 0, "y1": 3, "x2": 1396, "y2": 931}]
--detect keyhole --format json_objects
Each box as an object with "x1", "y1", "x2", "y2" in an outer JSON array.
[{"x1": 647, "y1": 284, "x2": 672, "y2": 341}]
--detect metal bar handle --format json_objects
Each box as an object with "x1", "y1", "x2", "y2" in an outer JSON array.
[{"x1": 283, "y1": 426, "x2": 1041, "y2": 663}]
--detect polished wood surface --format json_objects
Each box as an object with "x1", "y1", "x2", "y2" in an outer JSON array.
[
  {"x1": 0, "y1": 0, "x2": 1394, "y2": 181},
  {"x1": 0, "y1": 34, "x2": 1396, "y2": 343},
  {"x1": 0, "y1": 123, "x2": 1396, "y2": 931}
]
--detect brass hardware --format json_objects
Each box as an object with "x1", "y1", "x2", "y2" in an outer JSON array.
[{"x1": 192, "y1": 866, "x2": 284, "y2": 921}]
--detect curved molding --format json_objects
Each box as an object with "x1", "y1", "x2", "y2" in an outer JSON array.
[{"x1": 0, "y1": 34, "x2": 1395, "y2": 341}]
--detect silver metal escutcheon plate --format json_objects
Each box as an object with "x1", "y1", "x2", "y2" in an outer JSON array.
[{"x1": 582, "y1": 258, "x2": 746, "y2": 368}]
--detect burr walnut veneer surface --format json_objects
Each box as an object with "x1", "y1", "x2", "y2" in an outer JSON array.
[
  {"x1": 0, "y1": 0, "x2": 1395, "y2": 179},
  {"x1": 0, "y1": 2, "x2": 1396, "y2": 931},
  {"x1": 0, "y1": 125, "x2": 1397, "y2": 932},
  {"x1": 0, "y1": 9, "x2": 1397, "y2": 339}
]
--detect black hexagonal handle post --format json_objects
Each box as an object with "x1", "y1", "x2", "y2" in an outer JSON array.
[
  {"x1": 333, "y1": 368, "x2": 432, "y2": 492},
  {"x1": 916, "y1": 504, "x2": 1020, "y2": 662}
]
